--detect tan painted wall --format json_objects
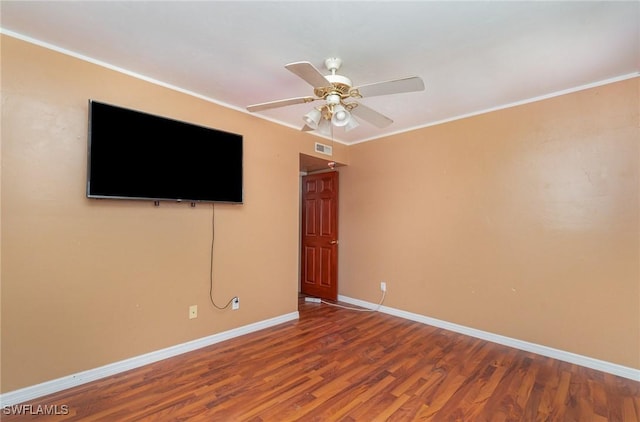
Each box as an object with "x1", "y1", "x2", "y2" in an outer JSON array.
[
  {"x1": 339, "y1": 78, "x2": 639, "y2": 369},
  {"x1": 0, "y1": 35, "x2": 347, "y2": 392}
]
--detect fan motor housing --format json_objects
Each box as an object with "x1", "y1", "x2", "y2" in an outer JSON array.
[{"x1": 315, "y1": 74, "x2": 352, "y2": 99}]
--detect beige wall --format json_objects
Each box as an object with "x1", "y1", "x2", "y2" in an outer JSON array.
[
  {"x1": 339, "y1": 78, "x2": 639, "y2": 369},
  {"x1": 0, "y1": 35, "x2": 347, "y2": 392},
  {"x1": 1, "y1": 33, "x2": 637, "y2": 394}
]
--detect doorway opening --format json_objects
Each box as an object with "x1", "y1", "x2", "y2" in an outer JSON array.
[{"x1": 299, "y1": 153, "x2": 345, "y2": 301}]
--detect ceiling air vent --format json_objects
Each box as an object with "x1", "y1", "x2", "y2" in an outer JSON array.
[{"x1": 314, "y1": 142, "x2": 333, "y2": 156}]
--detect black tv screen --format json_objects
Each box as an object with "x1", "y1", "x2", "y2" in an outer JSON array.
[{"x1": 87, "y1": 100, "x2": 243, "y2": 204}]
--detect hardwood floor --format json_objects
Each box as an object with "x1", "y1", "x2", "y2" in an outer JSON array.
[{"x1": 4, "y1": 295, "x2": 639, "y2": 421}]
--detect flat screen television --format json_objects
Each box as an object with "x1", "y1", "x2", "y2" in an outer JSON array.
[{"x1": 87, "y1": 100, "x2": 243, "y2": 204}]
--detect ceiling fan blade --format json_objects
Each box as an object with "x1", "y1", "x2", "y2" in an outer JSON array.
[
  {"x1": 285, "y1": 61, "x2": 330, "y2": 88},
  {"x1": 247, "y1": 96, "x2": 317, "y2": 112},
  {"x1": 301, "y1": 124, "x2": 314, "y2": 132},
  {"x1": 350, "y1": 102, "x2": 394, "y2": 128},
  {"x1": 353, "y1": 76, "x2": 425, "y2": 98}
]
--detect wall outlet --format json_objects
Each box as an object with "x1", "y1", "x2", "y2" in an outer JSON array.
[
  {"x1": 189, "y1": 305, "x2": 198, "y2": 319},
  {"x1": 380, "y1": 282, "x2": 387, "y2": 292},
  {"x1": 232, "y1": 297, "x2": 240, "y2": 310}
]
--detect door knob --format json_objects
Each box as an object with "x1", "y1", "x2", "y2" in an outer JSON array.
[{"x1": 330, "y1": 240, "x2": 338, "y2": 245}]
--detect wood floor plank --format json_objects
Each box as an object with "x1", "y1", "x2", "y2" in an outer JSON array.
[{"x1": 3, "y1": 295, "x2": 639, "y2": 421}]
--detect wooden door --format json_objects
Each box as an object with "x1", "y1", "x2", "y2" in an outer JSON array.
[{"x1": 301, "y1": 171, "x2": 339, "y2": 300}]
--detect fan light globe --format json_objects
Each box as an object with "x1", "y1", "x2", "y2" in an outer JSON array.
[
  {"x1": 303, "y1": 108, "x2": 322, "y2": 129},
  {"x1": 345, "y1": 116, "x2": 360, "y2": 132},
  {"x1": 317, "y1": 119, "x2": 332, "y2": 136},
  {"x1": 331, "y1": 105, "x2": 350, "y2": 127}
]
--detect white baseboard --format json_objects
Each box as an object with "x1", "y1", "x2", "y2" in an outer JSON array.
[
  {"x1": 0, "y1": 311, "x2": 299, "y2": 407},
  {"x1": 338, "y1": 295, "x2": 640, "y2": 382}
]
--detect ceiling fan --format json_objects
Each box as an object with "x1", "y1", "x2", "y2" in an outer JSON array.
[{"x1": 246, "y1": 58, "x2": 425, "y2": 135}]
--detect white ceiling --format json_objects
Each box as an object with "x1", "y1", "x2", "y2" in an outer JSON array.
[{"x1": 1, "y1": 1, "x2": 638, "y2": 145}]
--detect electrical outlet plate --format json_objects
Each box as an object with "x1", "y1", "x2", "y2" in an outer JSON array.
[
  {"x1": 232, "y1": 297, "x2": 239, "y2": 310},
  {"x1": 189, "y1": 305, "x2": 198, "y2": 319},
  {"x1": 380, "y1": 282, "x2": 387, "y2": 292}
]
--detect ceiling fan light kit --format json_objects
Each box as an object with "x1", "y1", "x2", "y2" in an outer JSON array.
[{"x1": 246, "y1": 57, "x2": 425, "y2": 135}]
